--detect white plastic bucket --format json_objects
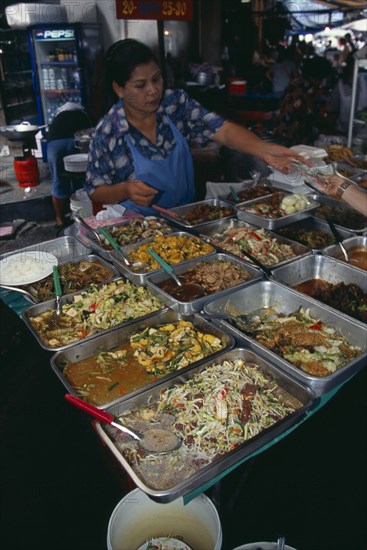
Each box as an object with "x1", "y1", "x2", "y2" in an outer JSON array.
[
  {"x1": 70, "y1": 189, "x2": 93, "y2": 218},
  {"x1": 107, "y1": 489, "x2": 222, "y2": 550}
]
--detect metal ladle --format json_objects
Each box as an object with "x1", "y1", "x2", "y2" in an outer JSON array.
[
  {"x1": 325, "y1": 216, "x2": 349, "y2": 263},
  {"x1": 147, "y1": 248, "x2": 205, "y2": 300},
  {"x1": 65, "y1": 394, "x2": 182, "y2": 454}
]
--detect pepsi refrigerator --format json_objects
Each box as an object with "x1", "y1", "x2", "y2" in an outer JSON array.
[{"x1": 28, "y1": 23, "x2": 103, "y2": 126}]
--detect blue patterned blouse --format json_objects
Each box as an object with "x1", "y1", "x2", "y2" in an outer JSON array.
[{"x1": 85, "y1": 88, "x2": 226, "y2": 193}]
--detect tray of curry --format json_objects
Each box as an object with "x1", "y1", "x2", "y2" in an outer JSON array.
[
  {"x1": 203, "y1": 280, "x2": 367, "y2": 396},
  {"x1": 93, "y1": 347, "x2": 314, "y2": 502},
  {"x1": 50, "y1": 309, "x2": 234, "y2": 408}
]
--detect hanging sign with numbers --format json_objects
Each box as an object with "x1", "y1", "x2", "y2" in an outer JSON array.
[{"x1": 116, "y1": 0, "x2": 193, "y2": 21}]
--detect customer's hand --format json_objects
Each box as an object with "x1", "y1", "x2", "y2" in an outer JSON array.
[
  {"x1": 124, "y1": 181, "x2": 158, "y2": 206},
  {"x1": 310, "y1": 175, "x2": 341, "y2": 197}
]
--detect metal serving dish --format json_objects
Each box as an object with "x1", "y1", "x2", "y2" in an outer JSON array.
[
  {"x1": 308, "y1": 193, "x2": 367, "y2": 233},
  {"x1": 217, "y1": 181, "x2": 274, "y2": 204},
  {"x1": 198, "y1": 217, "x2": 311, "y2": 268},
  {"x1": 322, "y1": 236, "x2": 367, "y2": 271},
  {"x1": 0, "y1": 236, "x2": 91, "y2": 264},
  {"x1": 50, "y1": 309, "x2": 234, "y2": 409},
  {"x1": 272, "y1": 255, "x2": 366, "y2": 324},
  {"x1": 236, "y1": 191, "x2": 319, "y2": 230},
  {"x1": 273, "y1": 217, "x2": 353, "y2": 252},
  {"x1": 146, "y1": 252, "x2": 262, "y2": 315},
  {"x1": 17, "y1": 253, "x2": 119, "y2": 304},
  {"x1": 112, "y1": 231, "x2": 216, "y2": 285},
  {"x1": 22, "y1": 277, "x2": 165, "y2": 352},
  {"x1": 336, "y1": 161, "x2": 366, "y2": 179},
  {"x1": 93, "y1": 347, "x2": 314, "y2": 502},
  {"x1": 156, "y1": 199, "x2": 236, "y2": 229},
  {"x1": 203, "y1": 280, "x2": 367, "y2": 396},
  {"x1": 78, "y1": 217, "x2": 174, "y2": 261}
]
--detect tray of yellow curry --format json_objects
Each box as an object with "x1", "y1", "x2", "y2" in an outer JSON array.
[
  {"x1": 50, "y1": 310, "x2": 234, "y2": 408},
  {"x1": 110, "y1": 232, "x2": 216, "y2": 284}
]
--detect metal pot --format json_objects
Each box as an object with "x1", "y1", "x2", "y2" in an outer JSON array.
[
  {"x1": 0, "y1": 121, "x2": 47, "y2": 141},
  {"x1": 196, "y1": 71, "x2": 214, "y2": 86}
]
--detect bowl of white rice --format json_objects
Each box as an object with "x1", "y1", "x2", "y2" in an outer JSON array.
[{"x1": 0, "y1": 251, "x2": 58, "y2": 286}]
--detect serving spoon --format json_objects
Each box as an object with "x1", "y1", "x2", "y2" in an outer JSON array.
[
  {"x1": 73, "y1": 214, "x2": 103, "y2": 245},
  {"x1": 97, "y1": 226, "x2": 131, "y2": 266},
  {"x1": 65, "y1": 394, "x2": 182, "y2": 454},
  {"x1": 53, "y1": 265, "x2": 62, "y2": 316},
  {"x1": 147, "y1": 248, "x2": 205, "y2": 300},
  {"x1": 325, "y1": 216, "x2": 349, "y2": 262}
]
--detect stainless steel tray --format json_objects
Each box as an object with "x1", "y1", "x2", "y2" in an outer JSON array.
[
  {"x1": 0, "y1": 235, "x2": 91, "y2": 263},
  {"x1": 308, "y1": 193, "x2": 367, "y2": 233},
  {"x1": 203, "y1": 280, "x2": 367, "y2": 396},
  {"x1": 322, "y1": 236, "x2": 367, "y2": 271},
  {"x1": 93, "y1": 347, "x2": 314, "y2": 502},
  {"x1": 112, "y1": 231, "x2": 216, "y2": 285},
  {"x1": 19, "y1": 253, "x2": 120, "y2": 304},
  {"x1": 273, "y1": 216, "x2": 353, "y2": 251},
  {"x1": 51, "y1": 309, "x2": 235, "y2": 409},
  {"x1": 146, "y1": 252, "x2": 262, "y2": 315},
  {"x1": 236, "y1": 192, "x2": 319, "y2": 230},
  {"x1": 217, "y1": 181, "x2": 274, "y2": 204},
  {"x1": 272, "y1": 254, "x2": 366, "y2": 324},
  {"x1": 198, "y1": 217, "x2": 311, "y2": 268},
  {"x1": 79, "y1": 217, "x2": 174, "y2": 262},
  {"x1": 22, "y1": 277, "x2": 166, "y2": 351},
  {"x1": 156, "y1": 199, "x2": 237, "y2": 229}
]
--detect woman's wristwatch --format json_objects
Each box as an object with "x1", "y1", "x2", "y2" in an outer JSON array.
[{"x1": 336, "y1": 180, "x2": 354, "y2": 199}]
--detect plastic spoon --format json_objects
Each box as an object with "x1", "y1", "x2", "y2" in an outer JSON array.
[
  {"x1": 147, "y1": 247, "x2": 205, "y2": 300},
  {"x1": 97, "y1": 226, "x2": 131, "y2": 266},
  {"x1": 230, "y1": 186, "x2": 240, "y2": 203},
  {"x1": 151, "y1": 204, "x2": 189, "y2": 225},
  {"x1": 65, "y1": 394, "x2": 182, "y2": 454},
  {"x1": 53, "y1": 265, "x2": 62, "y2": 316}
]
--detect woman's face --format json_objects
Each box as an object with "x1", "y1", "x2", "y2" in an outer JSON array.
[{"x1": 114, "y1": 60, "x2": 164, "y2": 114}]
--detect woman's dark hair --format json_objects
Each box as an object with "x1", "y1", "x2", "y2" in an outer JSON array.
[{"x1": 105, "y1": 39, "x2": 159, "y2": 88}]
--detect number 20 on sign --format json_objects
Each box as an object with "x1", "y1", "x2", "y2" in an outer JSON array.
[{"x1": 116, "y1": 0, "x2": 193, "y2": 21}]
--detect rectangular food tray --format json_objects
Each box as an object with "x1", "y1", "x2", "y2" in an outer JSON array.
[
  {"x1": 272, "y1": 254, "x2": 366, "y2": 324},
  {"x1": 111, "y1": 231, "x2": 216, "y2": 285},
  {"x1": 198, "y1": 217, "x2": 311, "y2": 268},
  {"x1": 50, "y1": 309, "x2": 235, "y2": 409},
  {"x1": 203, "y1": 280, "x2": 367, "y2": 396},
  {"x1": 22, "y1": 277, "x2": 166, "y2": 352},
  {"x1": 236, "y1": 192, "x2": 319, "y2": 230},
  {"x1": 156, "y1": 199, "x2": 237, "y2": 229},
  {"x1": 308, "y1": 193, "x2": 367, "y2": 233},
  {"x1": 93, "y1": 347, "x2": 314, "y2": 502},
  {"x1": 146, "y1": 252, "x2": 263, "y2": 315},
  {"x1": 0, "y1": 235, "x2": 91, "y2": 263}
]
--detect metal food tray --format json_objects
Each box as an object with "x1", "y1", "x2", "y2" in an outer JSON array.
[
  {"x1": 93, "y1": 347, "x2": 314, "y2": 502},
  {"x1": 22, "y1": 277, "x2": 166, "y2": 352},
  {"x1": 0, "y1": 235, "x2": 91, "y2": 263},
  {"x1": 308, "y1": 193, "x2": 367, "y2": 233},
  {"x1": 272, "y1": 254, "x2": 366, "y2": 324},
  {"x1": 322, "y1": 236, "x2": 367, "y2": 270},
  {"x1": 336, "y1": 162, "x2": 366, "y2": 179},
  {"x1": 203, "y1": 280, "x2": 367, "y2": 397},
  {"x1": 217, "y1": 181, "x2": 274, "y2": 204},
  {"x1": 50, "y1": 309, "x2": 235, "y2": 409},
  {"x1": 156, "y1": 199, "x2": 237, "y2": 229},
  {"x1": 273, "y1": 216, "x2": 353, "y2": 251},
  {"x1": 198, "y1": 217, "x2": 311, "y2": 268},
  {"x1": 236, "y1": 192, "x2": 319, "y2": 230},
  {"x1": 146, "y1": 252, "x2": 262, "y2": 315},
  {"x1": 19, "y1": 253, "x2": 120, "y2": 304},
  {"x1": 111, "y1": 231, "x2": 216, "y2": 285},
  {"x1": 79, "y1": 217, "x2": 174, "y2": 262}
]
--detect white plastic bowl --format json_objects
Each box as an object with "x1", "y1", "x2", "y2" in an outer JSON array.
[
  {"x1": 233, "y1": 542, "x2": 297, "y2": 550},
  {"x1": 107, "y1": 489, "x2": 222, "y2": 550},
  {"x1": 64, "y1": 154, "x2": 88, "y2": 173}
]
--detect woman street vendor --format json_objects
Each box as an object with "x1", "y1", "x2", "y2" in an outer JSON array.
[{"x1": 85, "y1": 39, "x2": 308, "y2": 216}]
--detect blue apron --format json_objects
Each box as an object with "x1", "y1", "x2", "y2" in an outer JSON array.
[{"x1": 122, "y1": 115, "x2": 194, "y2": 216}]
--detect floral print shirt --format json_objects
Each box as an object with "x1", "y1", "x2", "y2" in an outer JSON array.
[{"x1": 85, "y1": 88, "x2": 226, "y2": 193}]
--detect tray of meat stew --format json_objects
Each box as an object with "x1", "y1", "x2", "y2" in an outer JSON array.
[
  {"x1": 93, "y1": 347, "x2": 314, "y2": 502},
  {"x1": 198, "y1": 218, "x2": 311, "y2": 268},
  {"x1": 274, "y1": 217, "x2": 353, "y2": 251},
  {"x1": 22, "y1": 277, "x2": 165, "y2": 351},
  {"x1": 51, "y1": 308, "x2": 234, "y2": 408},
  {"x1": 308, "y1": 193, "x2": 367, "y2": 233},
  {"x1": 236, "y1": 191, "x2": 319, "y2": 230},
  {"x1": 111, "y1": 231, "x2": 216, "y2": 285},
  {"x1": 155, "y1": 199, "x2": 236, "y2": 229},
  {"x1": 272, "y1": 254, "x2": 367, "y2": 324},
  {"x1": 203, "y1": 280, "x2": 367, "y2": 396}
]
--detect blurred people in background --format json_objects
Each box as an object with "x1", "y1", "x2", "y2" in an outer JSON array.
[
  {"x1": 272, "y1": 55, "x2": 334, "y2": 145},
  {"x1": 47, "y1": 102, "x2": 92, "y2": 228},
  {"x1": 266, "y1": 45, "x2": 298, "y2": 95}
]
